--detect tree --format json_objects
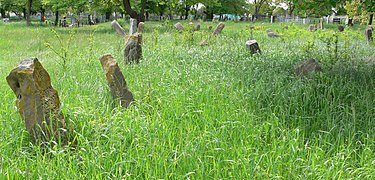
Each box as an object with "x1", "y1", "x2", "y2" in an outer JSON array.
[
  {"x1": 122, "y1": 0, "x2": 147, "y2": 25},
  {"x1": 345, "y1": 0, "x2": 374, "y2": 25}
]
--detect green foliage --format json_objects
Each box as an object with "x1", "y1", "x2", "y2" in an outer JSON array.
[{"x1": 44, "y1": 28, "x2": 75, "y2": 68}]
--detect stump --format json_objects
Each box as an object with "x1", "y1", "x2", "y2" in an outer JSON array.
[
  {"x1": 6, "y1": 58, "x2": 70, "y2": 143},
  {"x1": 338, "y1": 25, "x2": 344, "y2": 32},
  {"x1": 137, "y1": 22, "x2": 145, "y2": 33},
  {"x1": 365, "y1": 26, "x2": 373, "y2": 43},
  {"x1": 308, "y1": 25, "x2": 316, "y2": 32},
  {"x1": 111, "y1": 20, "x2": 126, "y2": 37},
  {"x1": 129, "y1": 18, "x2": 137, "y2": 35},
  {"x1": 174, "y1": 22, "x2": 184, "y2": 31},
  {"x1": 246, "y1": 40, "x2": 261, "y2": 54},
  {"x1": 294, "y1": 59, "x2": 321, "y2": 78},
  {"x1": 213, "y1": 22, "x2": 225, "y2": 35},
  {"x1": 124, "y1": 33, "x2": 142, "y2": 64},
  {"x1": 100, "y1": 54, "x2": 134, "y2": 108}
]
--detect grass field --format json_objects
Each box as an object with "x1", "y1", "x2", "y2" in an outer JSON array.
[{"x1": 1, "y1": 20, "x2": 375, "y2": 179}]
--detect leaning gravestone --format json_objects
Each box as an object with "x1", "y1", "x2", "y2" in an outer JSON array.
[
  {"x1": 294, "y1": 59, "x2": 321, "y2": 78},
  {"x1": 338, "y1": 25, "x2": 345, "y2": 32},
  {"x1": 100, "y1": 54, "x2": 134, "y2": 108},
  {"x1": 129, "y1": 18, "x2": 137, "y2": 35},
  {"x1": 213, "y1": 22, "x2": 225, "y2": 35},
  {"x1": 6, "y1": 58, "x2": 70, "y2": 143},
  {"x1": 137, "y1": 22, "x2": 145, "y2": 33},
  {"x1": 246, "y1": 40, "x2": 261, "y2": 54},
  {"x1": 124, "y1": 33, "x2": 142, "y2": 64},
  {"x1": 266, "y1": 28, "x2": 279, "y2": 37},
  {"x1": 365, "y1": 25, "x2": 373, "y2": 43},
  {"x1": 308, "y1": 25, "x2": 316, "y2": 32},
  {"x1": 174, "y1": 22, "x2": 184, "y2": 31},
  {"x1": 111, "y1": 20, "x2": 126, "y2": 36}
]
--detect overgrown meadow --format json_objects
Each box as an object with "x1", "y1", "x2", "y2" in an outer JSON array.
[{"x1": 1, "y1": 20, "x2": 375, "y2": 179}]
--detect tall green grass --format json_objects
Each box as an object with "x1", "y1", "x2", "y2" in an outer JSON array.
[{"x1": 1, "y1": 20, "x2": 375, "y2": 179}]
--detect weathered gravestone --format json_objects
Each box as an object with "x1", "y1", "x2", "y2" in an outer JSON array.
[
  {"x1": 100, "y1": 54, "x2": 134, "y2": 108},
  {"x1": 111, "y1": 20, "x2": 126, "y2": 36},
  {"x1": 294, "y1": 59, "x2": 322, "y2": 78},
  {"x1": 365, "y1": 25, "x2": 373, "y2": 43},
  {"x1": 308, "y1": 25, "x2": 317, "y2": 32},
  {"x1": 124, "y1": 33, "x2": 142, "y2": 64},
  {"x1": 174, "y1": 22, "x2": 184, "y2": 31},
  {"x1": 6, "y1": 58, "x2": 71, "y2": 143},
  {"x1": 195, "y1": 22, "x2": 201, "y2": 31},
  {"x1": 246, "y1": 40, "x2": 261, "y2": 54},
  {"x1": 213, "y1": 22, "x2": 225, "y2": 35},
  {"x1": 129, "y1": 18, "x2": 137, "y2": 35},
  {"x1": 137, "y1": 22, "x2": 145, "y2": 33},
  {"x1": 338, "y1": 25, "x2": 345, "y2": 32},
  {"x1": 266, "y1": 28, "x2": 279, "y2": 37}
]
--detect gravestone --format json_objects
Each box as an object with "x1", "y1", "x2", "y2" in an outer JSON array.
[
  {"x1": 294, "y1": 59, "x2": 321, "y2": 78},
  {"x1": 365, "y1": 25, "x2": 373, "y2": 43},
  {"x1": 137, "y1": 22, "x2": 145, "y2": 33},
  {"x1": 266, "y1": 28, "x2": 279, "y2": 37},
  {"x1": 308, "y1": 25, "x2": 316, "y2": 32},
  {"x1": 174, "y1": 22, "x2": 184, "y2": 31},
  {"x1": 195, "y1": 22, "x2": 201, "y2": 31},
  {"x1": 111, "y1": 20, "x2": 126, "y2": 36},
  {"x1": 200, "y1": 39, "x2": 208, "y2": 46},
  {"x1": 213, "y1": 22, "x2": 225, "y2": 35},
  {"x1": 338, "y1": 25, "x2": 344, "y2": 32},
  {"x1": 129, "y1": 18, "x2": 137, "y2": 35},
  {"x1": 124, "y1": 33, "x2": 142, "y2": 64},
  {"x1": 208, "y1": 26, "x2": 213, "y2": 30},
  {"x1": 100, "y1": 54, "x2": 134, "y2": 108},
  {"x1": 6, "y1": 58, "x2": 70, "y2": 143},
  {"x1": 246, "y1": 40, "x2": 261, "y2": 54}
]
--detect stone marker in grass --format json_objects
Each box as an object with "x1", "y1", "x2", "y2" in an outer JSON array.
[
  {"x1": 195, "y1": 22, "x2": 201, "y2": 31},
  {"x1": 308, "y1": 24, "x2": 316, "y2": 32},
  {"x1": 294, "y1": 59, "x2": 321, "y2": 78},
  {"x1": 246, "y1": 40, "x2": 261, "y2": 54},
  {"x1": 6, "y1": 58, "x2": 71, "y2": 143},
  {"x1": 213, "y1": 22, "x2": 225, "y2": 35},
  {"x1": 174, "y1": 22, "x2": 184, "y2": 31},
  {"x1": 338, "y1": 25, "x2": 344, "y2": 32},
  {"x1": 100, "y1": 54, "x2": 134, "y2": 108},
  {"x1": 137, "y1": 22, "x2": 145, "y2": 33},
  {"x1": 365, "y1": 25, "x2": 373, "y2": 44},
  {"x1": 111, "y1": 20, "x2": 126, "y2": 36},
  {"x1": 266, "y1": 28, "x2": 279, "y2": 37},
  {"x1": 129, "y1": 18, "x2": 137, "y2": 35},
  {"x1": 124, "y1": 33, "x2": 142, "y2": 64}
]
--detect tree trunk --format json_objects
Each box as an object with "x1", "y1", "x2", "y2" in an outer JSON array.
[
  {"x1": 369, "y1": 14, "x2": 374, "y2": 25},
  {"x1": 0, "y1": 8, "x2": 5, "y2": 18},
  {"x1": 54, "y1": 11, "x2": 59, "y2": 26},
  {"x1": 105, "y1": 11, "x2": 111, "y2": 21},
  {"x1": 123, "y1": 0, "x2": 139, "y2": 21},
  {"x1": 26, "y1": 0, "x2": 32, "y2": 26},
  {"x1": 184, "y1": 5, "x2": 189, "y2": 20},
  {"x1": 347, "y1": 18, "x2": 353, "y2": 27}
]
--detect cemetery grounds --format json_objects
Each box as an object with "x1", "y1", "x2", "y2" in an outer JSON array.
[{"x1": 0, "y1": 20, "x2": 375, "y2": 178}]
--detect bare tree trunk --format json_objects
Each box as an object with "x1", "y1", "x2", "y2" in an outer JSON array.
[
  {"x1": 122, "y1": 0, "x2": 146, "y2": 26},
  {"x1": 26, "y1": 0, "x2": 32, "y2": 26},
  {"x1": 369, "y1": 14, "x2": 374, "y2": 25},
  {"x1": 54, "y1": 11, "x2": 59, "y2": 26}
]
